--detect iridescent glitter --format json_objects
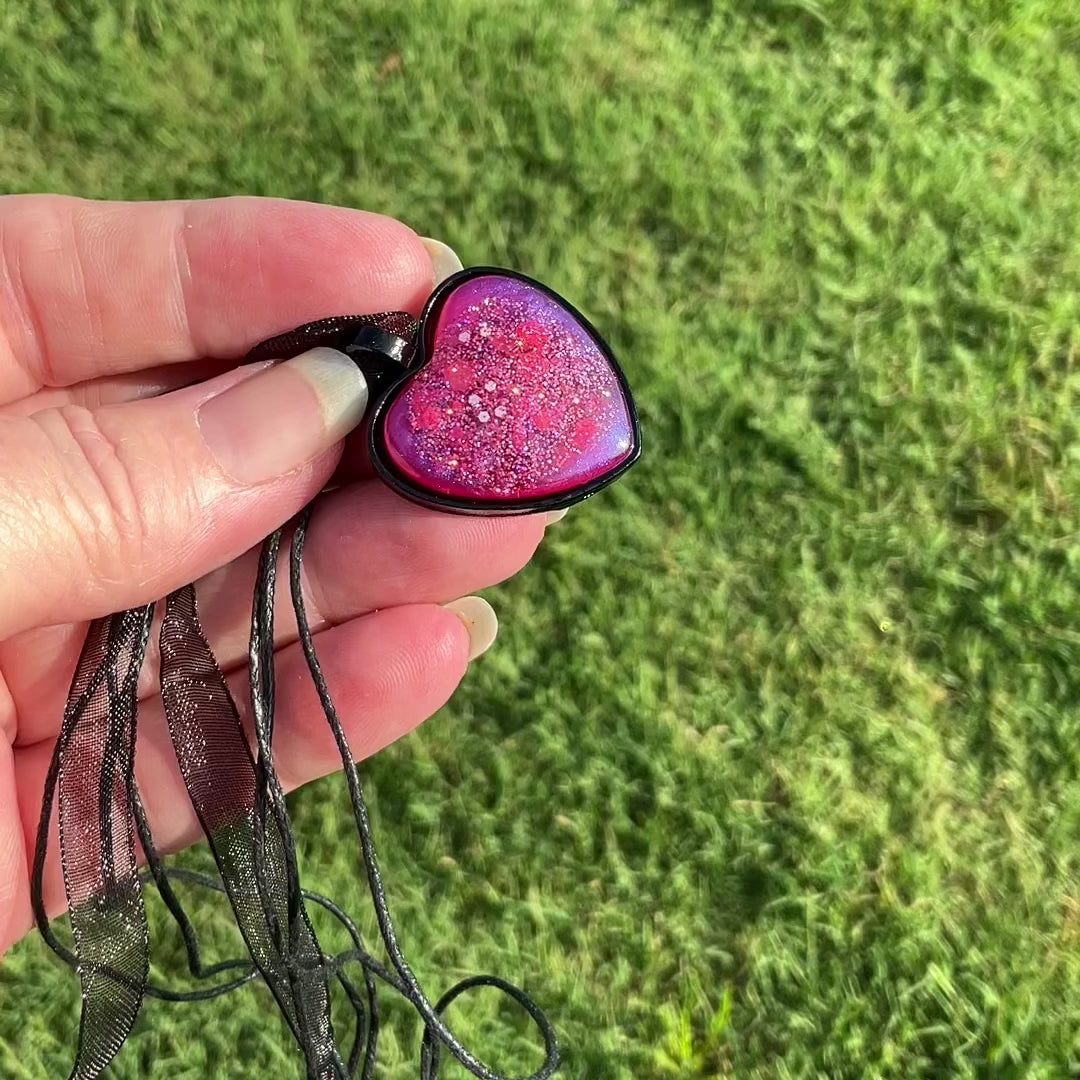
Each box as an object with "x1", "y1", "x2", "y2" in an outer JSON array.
[{"x1": 383, "y1": 275, "x2": 634, "y2": 500}]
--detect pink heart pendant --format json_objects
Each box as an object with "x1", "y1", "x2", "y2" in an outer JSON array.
[
  {"x1": 369, "y1": 268, "x2": 640, "y2": 514},
  {"x1": 244, "y1": 268, "x2": 641, "y2": 516}
]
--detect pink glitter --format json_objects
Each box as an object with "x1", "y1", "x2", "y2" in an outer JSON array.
[{"x1": 383, "y1": 275, "x2": 634, "y2": 501}]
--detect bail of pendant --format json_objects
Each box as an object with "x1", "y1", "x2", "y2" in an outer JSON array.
[{"x1": 340, "y1": 324, "x2": 416, "y2": 398}]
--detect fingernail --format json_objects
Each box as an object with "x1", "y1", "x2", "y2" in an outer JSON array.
[
  {"x1": 545, "y1": 508, "x2": 569, "y2": 524},
  {"x1": 442, "y1": 596, "x2": 498, "y2": 661},
  {"x1": 199, "y1": 347, "x2": 368, "y2": 485},
  {"x1": 421, "y1": 237, "x2": 464, "y2": 285}
]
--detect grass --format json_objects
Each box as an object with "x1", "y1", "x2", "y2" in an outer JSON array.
[{"x1": 2, "y1": 0, "x2": 1080, "y2": 1076}]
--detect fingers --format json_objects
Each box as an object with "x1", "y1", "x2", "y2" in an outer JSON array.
[
  {"x1": 0, "y1": 348, "x2": 368, "y2": 639},
  {"x1": 16, "y1": 602, "x2": 477, "y2": 924},
  {"x1": 303, "y1": 483, "x2": 546, "y2": 621},
  {"x1": 4, "y1": 483, "x2": 548, "y2": 746},
  {"x1": 174, "y1": 482, "x2": 546, "y2": 681},
  {"x1": 0, "y1": 195, "x2": 434, "y2": 405}
]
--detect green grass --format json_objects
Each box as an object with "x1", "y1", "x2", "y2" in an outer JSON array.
[{"x1": 3, "y1": 0, "x2": 1080, "y2": 1076}]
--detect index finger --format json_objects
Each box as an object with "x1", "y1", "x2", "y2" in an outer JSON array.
[{"x1": 0, "y1": 195, "x2": 435, "y2": 405}]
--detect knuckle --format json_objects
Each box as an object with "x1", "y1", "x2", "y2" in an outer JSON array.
[
  {"x1": 34, "y1": 404, "x2": 150, "y2": 577},
  {"x1": 0, "y1": 197, "x2": 98, "y2": 391}
]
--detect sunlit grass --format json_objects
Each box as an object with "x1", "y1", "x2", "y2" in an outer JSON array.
[{"x1": 2, "y1": 2, "x2": 1080, "y2": 1076}]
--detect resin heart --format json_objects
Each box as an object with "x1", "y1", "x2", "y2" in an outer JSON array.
[{"x1": 371, "y1": 270, "x2": 639, "y2": 512}]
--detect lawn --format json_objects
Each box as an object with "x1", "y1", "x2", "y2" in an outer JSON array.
[{"x1": 2, "y1": 1, "x2": 1080, "y2": 1077}]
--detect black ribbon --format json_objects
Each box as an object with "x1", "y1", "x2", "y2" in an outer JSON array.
[{"x1": 31, "y1": 314, "x2": 560, "y2": 1080}]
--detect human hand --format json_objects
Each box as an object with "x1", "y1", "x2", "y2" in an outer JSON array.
[{"x1": 0, "y1": 195, "x2": 552, "y2": 956}]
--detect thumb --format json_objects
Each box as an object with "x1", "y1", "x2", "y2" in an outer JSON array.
[{"x1": 0, "y1": 347, "x2": 366, "y2": 638}]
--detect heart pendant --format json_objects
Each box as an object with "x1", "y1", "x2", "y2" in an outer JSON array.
[
  {"x1": 369, "y1": 268, "x2": 640, "y2": 515},
  {"x1": 245, "y1": 267, "x2": 641, "y2": 516}
]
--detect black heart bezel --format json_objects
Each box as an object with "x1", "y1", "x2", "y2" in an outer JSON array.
[{"x1": 366, "y1": 266, "x2": 642, "y2": 517}]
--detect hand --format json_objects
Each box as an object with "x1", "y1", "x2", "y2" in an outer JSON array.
[{"x1": 0, "y1": 195, "x2": 551, "y2": 956}]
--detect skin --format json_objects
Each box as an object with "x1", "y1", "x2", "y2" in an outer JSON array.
[{"x1": 0, "y1": 195, "x2": 548, "y2": 956}]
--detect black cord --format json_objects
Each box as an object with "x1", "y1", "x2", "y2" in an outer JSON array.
[{"x1": 288, "y1": 508, "x2": 560, "y2": 1080}]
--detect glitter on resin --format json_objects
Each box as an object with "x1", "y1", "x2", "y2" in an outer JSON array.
[{"x1": 383, "y1": 275, "x2": 635, "y2": 501}]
